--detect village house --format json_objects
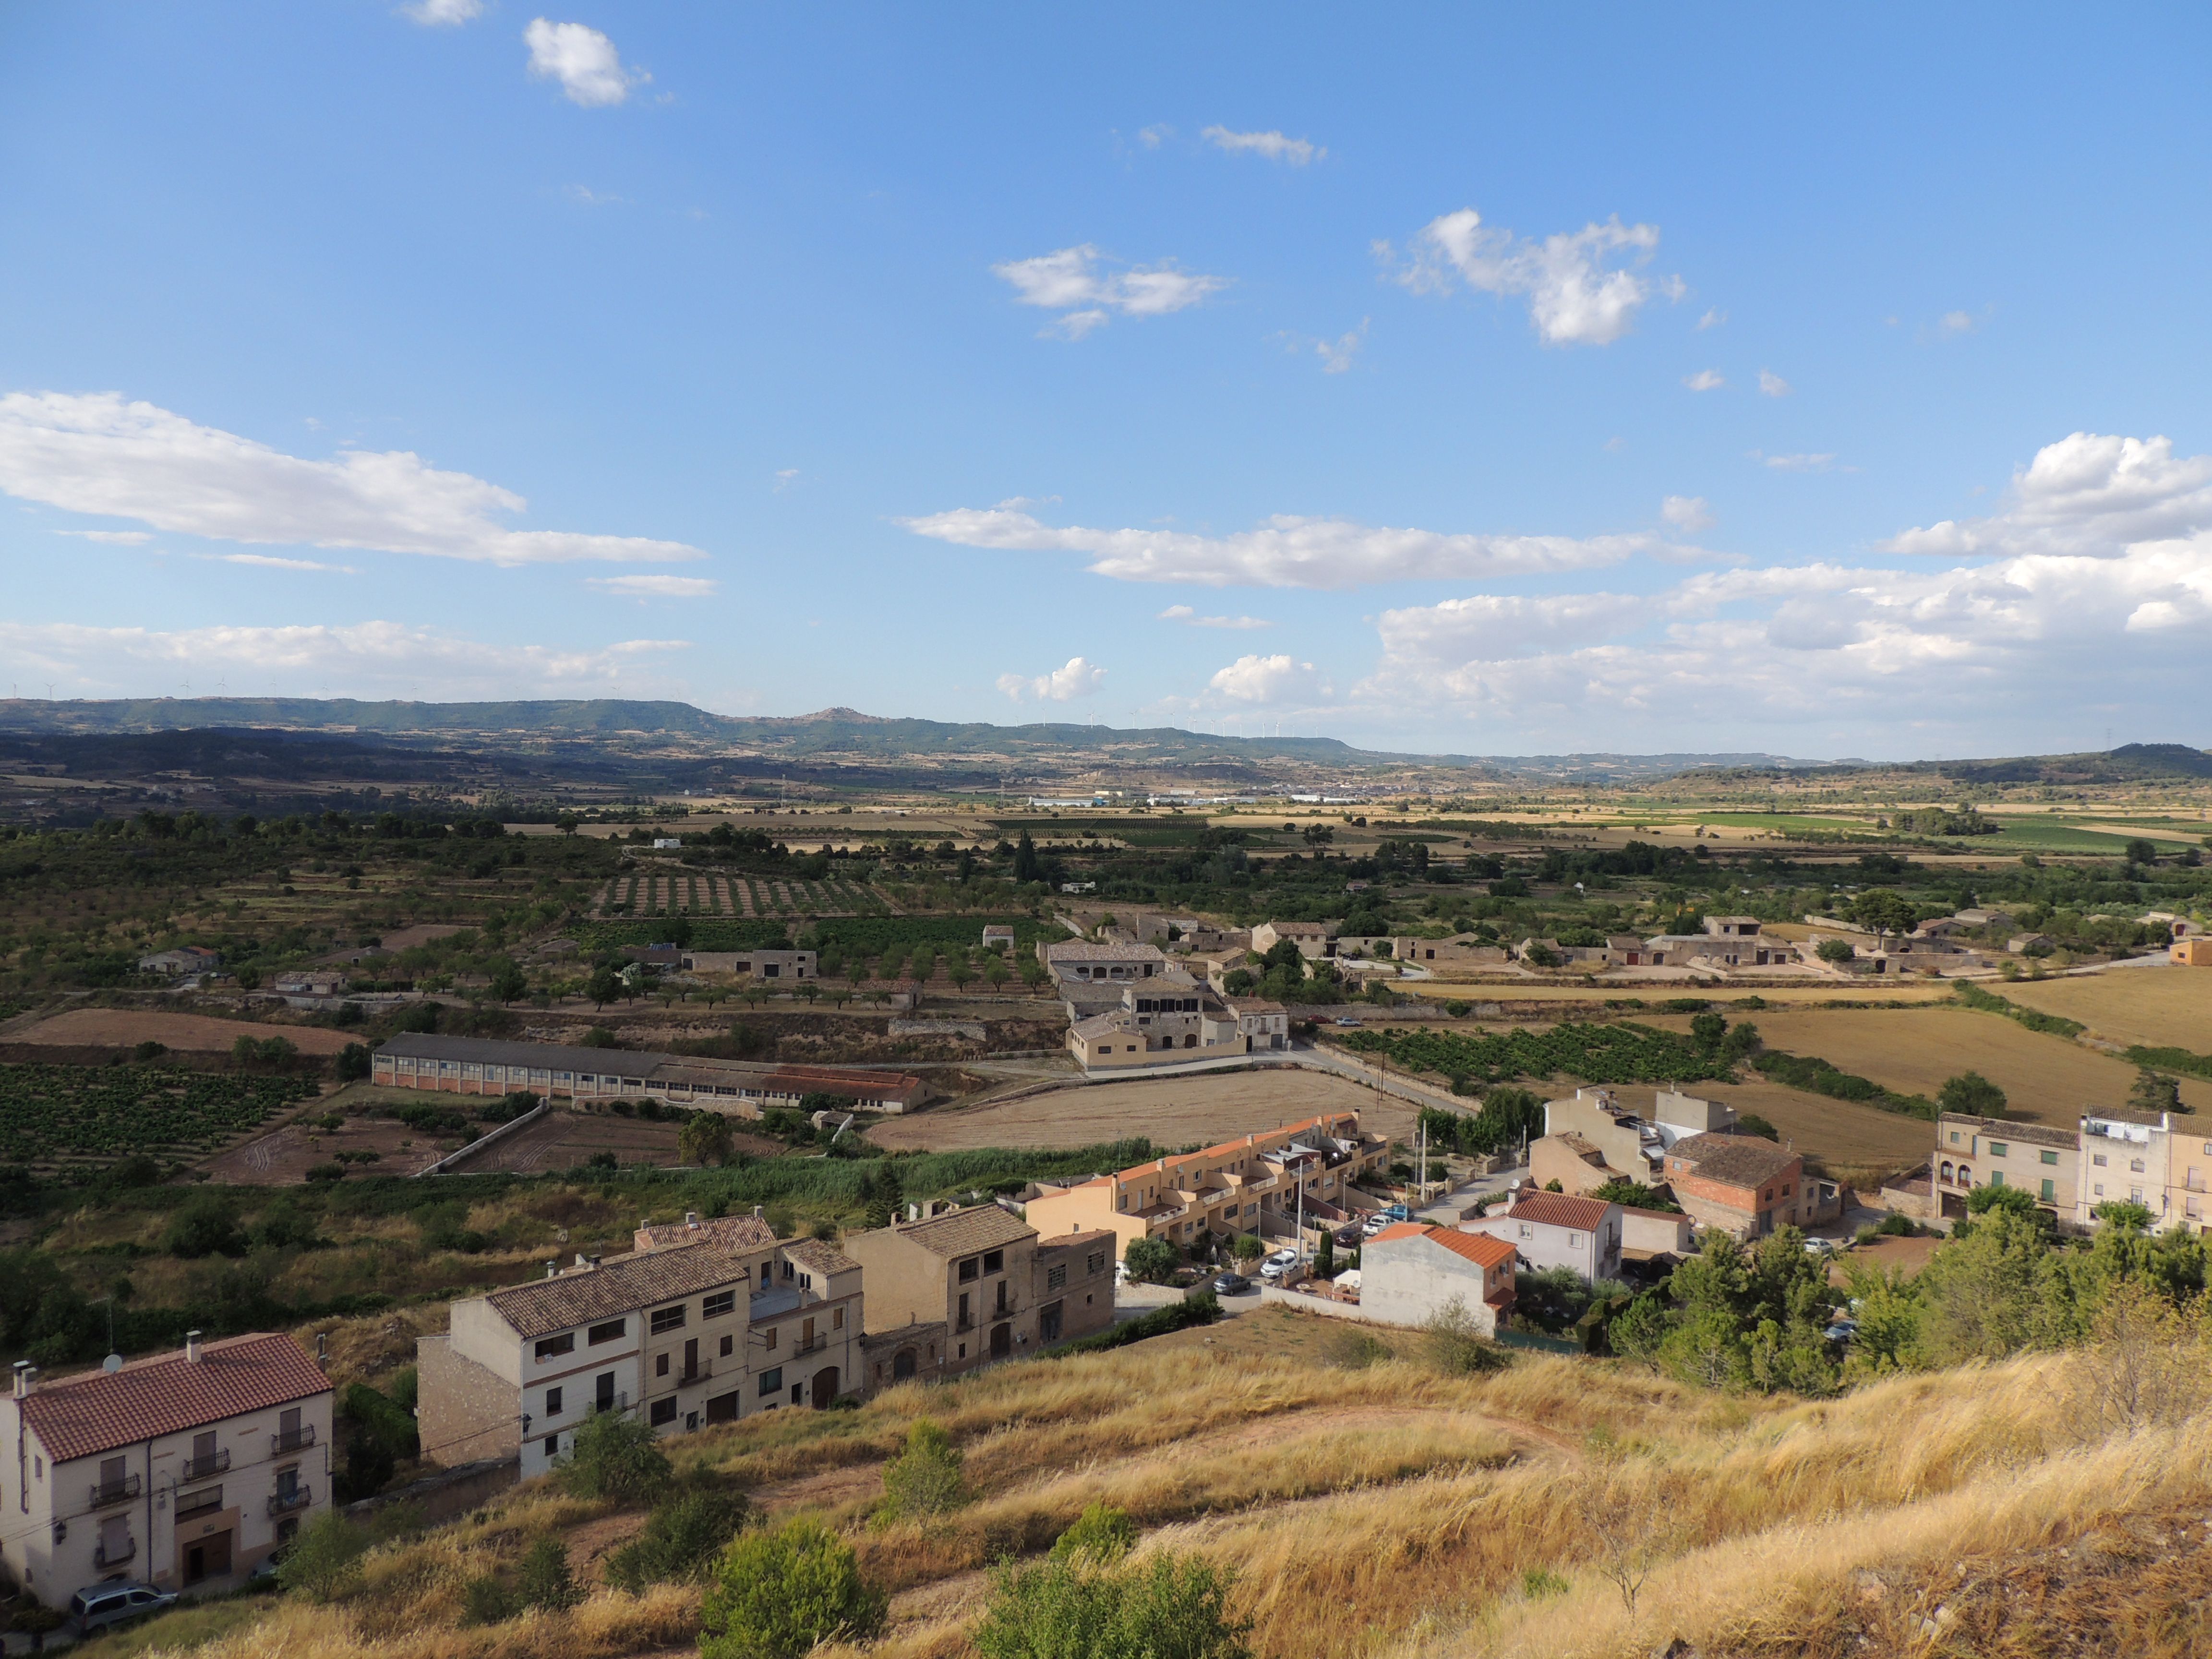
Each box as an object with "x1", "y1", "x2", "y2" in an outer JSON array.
[
  {"x1": 1249, "y1": 920, "x2": 1338, "y2": 960},
  {"x1": 0, "y1": 1334, "x2": 333, "y2": 1605},
  {"x1": 1038, "y1": 939, "x2": 1168, "y2": 992},
  {"x1": 980, "y1": 925, "x2": 1016, "y2": 953},
  {"x1": 368, "y1": 1034, "x2": 925, "y2": 1113},
  {"x1": 420, "y1": 1234, "x2": 861, "y2": 1480},
  {"x1": 1065, "y1": 967, "x2": 1249, "y2": 1071},
  {"x1": 1934, "y1": 1113, "x2": 2079, "y2": 1220},
  {"x1": 1225, "y1": 995, "x2": 1290, "y2": 1051},
  {"x1": 1463, "y1": 1190, "x2": 1624, "y2": 1282},
  {"x1": 841, "y1": 1206, "x2": 1114, "y2": 1379},
  {"x1": 1386, "y1": 935, "x2": 1511, "y2": 969},
  {"x1": 2077, "y1": 1111, "x2": 2212, "y2": 1234},
  {"x1": 1640, "y1": 916, "x2": 1794, "y2": 970},
  {"x1": 136, "y1": 945, "x2": 221, "y2": 977},
  {"x1": 1529, "y1": 1089, "x2": 1738, "y2": 1192},
  {"x1": 676, "y1": 949, "x2": 817, "y2": 981},
  {"x1": 1026, "y1": 1114, "x2": 1389, "y2": 1255},
  {"x1": 1662, "y1": 1133, "x2": 1842, "y2": 1238},
  {"x1": 1358, "y1": 1224, "x2": 1517, "y2": 1335}
]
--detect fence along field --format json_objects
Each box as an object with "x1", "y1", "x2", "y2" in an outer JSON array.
[
  {"x1": 0, "y1": 1060, "x2": 322, "y2": 1170},
  {"x1": 593, "y1": 871, "x2": 890, "y2": 920}
]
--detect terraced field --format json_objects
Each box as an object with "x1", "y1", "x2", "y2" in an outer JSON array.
[{"x1": 596, "y1": 870, "x2": 893, "y2": 919}]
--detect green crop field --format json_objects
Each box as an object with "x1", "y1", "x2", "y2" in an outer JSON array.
[
  {"x1": 1334, "y1": 1021, "x2": 1734, "y2": 1089},
  {"x1": 0, "y1": 1062, "x2": 322, "y2": 1166},
  {"x1": 1979, "y1": 818, "x2": 2184, "y2": 852}
]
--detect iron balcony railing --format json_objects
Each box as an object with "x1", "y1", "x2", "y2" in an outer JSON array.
[
  {"x1": 268, "y1": 1485, "x2": 313, "y2": 1516},
  {"x1": 182, "y1": 1450, "x2": 230, "y2": 1482},
  {"x1": 90, "y1": 1474, "x2": 142, "y2": 1508},
  {"x1": 273, "y1": 1425, "x2": 316, "y2": 1454},
  {"x1": 176, "y1": 1488, "x2": 224, "y2": 1521}
]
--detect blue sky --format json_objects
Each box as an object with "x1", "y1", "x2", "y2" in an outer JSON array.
[{"x1": 3, "y1": 3, "x2": 2209, "y2": 758}]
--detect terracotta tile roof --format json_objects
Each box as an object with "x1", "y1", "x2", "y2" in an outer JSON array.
[
  {"x1": 1036, "y1": 1228, "x2": 1118, "y2": 1255},
  {"x1": 483, "y1": 1242, "x2": 748, "y2": 1339},
  {"x1": 1369, "y1": 1223, "x2": 1518, "y2": 1271},
  {"x1": 21, "y1": 1333, "x2": 329, "y2": 1465},
  {"x1": 1429, "y1": 1228, "x2": 1518, "y2": 1270},
  {"x1": 1109, "y1": 1113, "x2": 1364, "y2": 1181},
  {"x1": 782, "y1": 1238, "x2": 860, "y2": 1275},
  {"x1": 634, "y1": 1214, "x2": 778, "y2": 1255},
  {"x1": 1668, "y1": 1132, "x2": 1802, "y2": 1190},
  {"x1": 1502, "y1": 1192, "x2": 1616, "y2": 1231},
  {"x1": 890, "y1": 1204, "x2": 1035, "y2": 1258}
]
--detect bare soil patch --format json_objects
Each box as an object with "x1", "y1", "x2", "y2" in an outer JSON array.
[
  {"x1": 865, "y1": 1068, "x2": 1412, "y2": 1153},
  {"x1": 1996, "y1": 966, "x2": 2212, "y2": 1052},
  {"x1": 205, "y1": 1113, "x2": 444, "y2": 1184},
  {"x1": 447, "y1": 1106, "x2": 690, "y2": 1173},
  {"x1": 14, "y1": 1007, "x2": 356, "y2": 1054},
  {"x1": 376, "y1": 924, "x2": 468, "y2": 951}
]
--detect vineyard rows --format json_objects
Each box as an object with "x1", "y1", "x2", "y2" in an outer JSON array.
[
  {"x1": 1334, "y1": 1022, "x2": 1733, "y2": 1089},
  {"x1": 0, "y1": 1062, "x2": 321, "y2": 1165},
  {"x1": 597, "y1": 873, "x2": 889, "y2": 919}
]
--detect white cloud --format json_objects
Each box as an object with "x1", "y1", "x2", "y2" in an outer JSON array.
[
  {"x1": 1758, "y1": 369, "x2": 1791, "y2": 397},
  {"x1": 1882, "y1": 432, "x2": 2212, "y2": 559},
  {"x1": 1755, "y1": 451, "x2": 1836, "y2": 473},
  {"x1": 0, "y1": 392, "x2": 704, "y2": 567},
  {"x1": 1696, "y1": 308, "x2": 1726, "y2": 331},
  {"x1": 993, "y1": 245, "x2": 1228, "y2": 337},
  {"x1": 1159, "y1": 605, "x2": 1271, "y2": 629},
  {"x1": 564, "y1": 184, "x2": 625, "y2": 206},
  {"x1": 524, "y1": 19, "x2": 646, "y2": 107},
  {"x1": 0, "y1": 619, "x2": 693, "y2": 700},
  {"x1": 773, "y1": 469, "x2": 799, "y2": 490},
  {"x1": 996, "y1": 656, "x2": 1106, "y2": 703},
  {"x1": 587, "y1": 574, "x2": 719, "y2": 597},
  {"x1": 1316, "y1": 320, "x2": 1366, "y2": 374},
  {"x1": 1938, "y1": 310, "x2": 1978, "y2": 335},
  {"x1": 1208, "y1": 653, "x2": 1321, "y2": 703},
  {"x1": 1661, "y1": 495, "x2": 1714, "y2": 533},
  {"x1": 209, "y1": 553, "x2": 358, "y2": 573},
  {"x1": 1138, "y1": 124, "x2": 1174, "y2": 148},
  {"x1": 1201, "y1": 126, "x2": 1323, "y2": 165},
  {"x1": 402, "y1": 0, "x2": 481, "y2": 24},
  {"x1": 58, "y1": 528, "x2": 152, "y2": 544},
  {"x1": 1683, "y1": 369, "x2": 1725, "y2": 392},
  {"x1": 900, "y1": 504, "x2": 1683, "y2": 589},
  {"x1": 1353, "y1": 435, "x2": 2212, "y2": 740},
  {"x1": 1384, "y1": 207, "x2": 1671, "y2": 346}
]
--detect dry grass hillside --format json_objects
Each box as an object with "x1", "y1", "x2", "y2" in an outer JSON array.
[{"x1": 120, "y1": 1304, "x2": 2212, "y2": 1659}]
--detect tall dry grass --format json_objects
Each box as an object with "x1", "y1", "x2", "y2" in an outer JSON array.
[{"x1": 135, "y1": 1325, "x2": 2212, "y2": 1659}]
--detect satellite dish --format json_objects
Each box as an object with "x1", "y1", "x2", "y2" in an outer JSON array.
[{"x1": 103, "y1": 1354, "x2": 123, "y2": 1373}]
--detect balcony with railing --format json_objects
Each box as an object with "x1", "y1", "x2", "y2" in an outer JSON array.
[
  {"x1": 89, "y1": 1474, "x2": 142, "y2": 1509},
  {"x1": 272, "y1": 1424, "x2": 316, "y2": 1455},
  {"x1": 94, "y1": 1537, "x2": 136, "y2": 1569},
  {"x1": 176, "y1": 1488, "x2": 224, "y2": 1521},
  {"x1": 674, "y1": 1360, "x2": 712, "y2": 1386},
  {"x1": 268, "y1": 1484, "x2": 313, "y2": 1517},
  {"x1": 182, "y1": 1449, "x2": 230, "y2": 1482}
]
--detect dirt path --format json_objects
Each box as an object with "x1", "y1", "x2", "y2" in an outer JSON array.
[{"x1": 750, "y1": 1462, "x2": 885, "y2": 1514}]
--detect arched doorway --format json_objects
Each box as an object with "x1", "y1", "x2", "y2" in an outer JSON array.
[
  {"x1": 811, "y1": 1367, "x2": 839, "y2": 1408},
  {"x1": 891, "y1": 1348, "x2": 917, "y2": 1381}
]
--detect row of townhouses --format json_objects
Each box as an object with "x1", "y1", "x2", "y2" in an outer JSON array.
[{"x1": 1916, "y1": 1108, "x2": 2212, "y2": 1234}]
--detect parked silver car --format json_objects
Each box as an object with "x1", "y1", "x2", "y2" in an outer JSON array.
[{"x1": 70, "y1": 1581, "x2": 178, "y2": 1635}]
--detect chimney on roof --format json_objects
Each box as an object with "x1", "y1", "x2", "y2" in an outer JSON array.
[
  {"x1": 575, "y1": 1253, "x2": 589, "y2": 1269},
  {"x1": 685, "y1": 1211, "x2": 700, "y2": 1227},
  {"x1": 184, "y1": 1330, "x2": 203, "y2": 1363},
  {"x1": 546, "y1": 1260, "x2": 559, "y2": 1279},
  {"x1": 753, "y1": 1205, "x2": 764, "y2": 1220},
  {"x1": 12, "y1": 1361, "x2": 31, "y2": 1398}
]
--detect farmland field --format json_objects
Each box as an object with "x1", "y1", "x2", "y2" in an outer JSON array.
[
  {"x1": 0, "y1": 1060, "x2": 322, "y2": 1166},
  {"x1": 9, "y1": 1008, "x2": 358, "y2": 1055},
  {"x1": 594, "y1": 871, "x2": 890, "y2": 920},
  {"x1": 866, "y1": 1067, "x2": 1409, "y2": 1153},
  {"x1": 1336, "y1": 1021, "x2": 1736, "y2": 1089},
  {"x1": 1995, "y1": 967, "x2": 2212, "y2": 1051},
  {"x1": 1641, "y1": 1005, "x2": 2212, "y2": 1126}
]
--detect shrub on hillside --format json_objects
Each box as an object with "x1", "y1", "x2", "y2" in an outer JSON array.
[
  {"x1": 974, "y1": 1544, "x2": 1252, "y2": 1659},
  {"x1": 559, "y1": 1407, "x2": 673, "y2": 1504},
  {"x1": 879, "y1": 1419, "x2": 964, "y2": 1520},
  {"x1": 605, "y1": 1485, "x2": 751, "y2": 1591},
  {"x1": 699, "y1": 1517, "x2": 885, "y2": 1659},
  {"x1": 276, "y1": 1511, "x2": 367, "y2": 1602}
]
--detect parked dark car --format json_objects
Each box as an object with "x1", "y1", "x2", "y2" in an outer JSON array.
[{"x1": 1210, "y1": 1271, "x2": 1252, "y2": 1295}]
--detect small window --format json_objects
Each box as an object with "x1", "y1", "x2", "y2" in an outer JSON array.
[
  {"x1": 656, "y1": 1352, "x2": 670, "y2": 1376},
  {"x1": 958, "y1": 1257, "x2": 980, "y2": 1283},
  {"x1": 703, "y1": 1291, "x2": 737, "y2": 1319},
  {"x1": 765, "y1": 1326, "x2": 779, "y2": 1351},
  {"x1": 1989, "y1": 1171, "x2": 2005, "y2": 1188},
  {"x1": 649, "y1": 1398, "x2": 678, "y2": 1426},
  {"x1": 2093, "y1": 1154, "x2": 2108, "y2": 1167},
  {"x1": 983, "y1": 1250, "x2": 1004, "y2": 1274},
  {"x1": 545, "y1": 1386, "x2": 564, "y2": 1416},
  {"x1": 543, "y1": 1434, "x2": 560, "y2": 1457},
  {"x1": 587, "y1": 1319, "x2": 626, "y2": 1346},
  {"x1": 534, "y1": 1333, "x2": 575, "y2": 1361},
  {"x1": 1988, "y1": 1142, "x2": 2008, "y2": 1158},
  {"x1": 1047, "y1": 1263, "x2": 1068, "y2": 1291},
  {"x1": 833, "y1": 1307, "x2": 845, "y2": 1329},
  {"x1": 2040, "y1": 1150, "x2": 2059, "y2": 1166},
  {"x1": 720, "y1": 1333, "x2": 734, "y2": 1357},
  {"x1": 758, "y1": 1367, "x2": 783, "y2": 1396},
  {"x1": 650, "y1": 1304, "x2": 687, "y2": 1334},
  {"x1": 2131, "y1": 1159, "x2": 2146, "y2": 1174},
  {"x1": 1948, "y1": 1131, "x2": 1960, "y2": 1144},
  {"x1": 1088, "y1": 1250, "x2": 1106, "y2": 1274}
]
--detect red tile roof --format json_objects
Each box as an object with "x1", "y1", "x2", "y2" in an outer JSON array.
[
  {"x1": 20, "y1": 1333, "x2": 330, "y2": 1465},
  {"x1": 1370, "y1": 1222, "x2": 1518, "y2": 1271},
  {"x1": 1502, "y1": 1191, "x2": 1615, "y2": 1231}
]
